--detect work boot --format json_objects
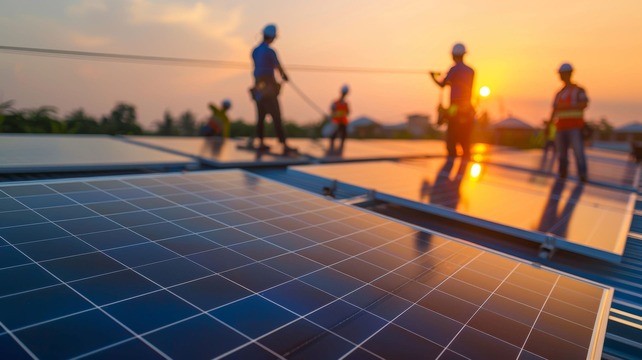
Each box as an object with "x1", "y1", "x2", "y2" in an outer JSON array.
[{"x1": 283, "y1": 145, "x2": 298, "y2": 156}]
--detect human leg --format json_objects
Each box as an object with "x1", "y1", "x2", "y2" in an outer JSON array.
[
  {"x1": 556, "y1": 130, "x2": 571, "y2": 178},
  {"x1": 569, "y1": 128, "x2": 588, "y2": 181},
  {"x1": 445, "y1": 123, "x2": 458, "y2": 157},
  {"x1": 338, "y1": 124, "x2": 347, "y2": 150},
  {"x1": 256, "y1": 99, "x2": 268, "y2": 149},
  {"x1": 458, "y1": 119, "x2": 473, "y2": 159}
]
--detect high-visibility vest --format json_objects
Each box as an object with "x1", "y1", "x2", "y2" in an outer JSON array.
[
  {"x1": 331, "y1": 100, "x2": 349, "y2": 125},
  {"x1": 554, "y1": 84, "x2": 588, "y2": 131}
]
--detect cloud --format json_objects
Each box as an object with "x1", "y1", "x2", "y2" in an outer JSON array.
[
  {"x1": 66, "y1": 0, "x2": 108, "y2": 16},
  {"x1": 68, "y1": 33, "x2": 112, "y2": 48},
  {"x1": 127, "y1": 0, "x2": 245, "y2": 40}
]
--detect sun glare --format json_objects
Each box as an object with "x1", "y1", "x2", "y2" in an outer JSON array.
[{"x1": 479, "y1": 86, "x2": 491, "y2": 98}]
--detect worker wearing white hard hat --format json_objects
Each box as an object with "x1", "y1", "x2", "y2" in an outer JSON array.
[
  {"x1": 550, "y1": 62, "x2": 589, "y2": 182},
  {"x1": 329, "y1": 85, "x2": 351, "y2": 154},
  {"x1": 250, "y1": 23, "x2": 296, "y2": 154},
  {"x1": 430, "y1": 42, "x2": 475, "y2": 158},
  {"x1": 451, "y1": 43, "x2": 466, "y2": 56},
  {"x1": 558, "y1": 63, "x2": 573, "y2": 73}
]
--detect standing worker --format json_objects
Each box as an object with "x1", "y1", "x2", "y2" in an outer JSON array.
[
  {"x1": 430, "y1": 43, "x2": 475, "y2": 159},
  {"x1": 329, "y1": 84, "x2": 350, "y2": 153},
  {"x1": 250, "y1": 23, "x2": 296, "y2": 155},
  {"x1": 207, "y1": 99, "x2": 232, "y2": 138},
  {"x1": 550, "y1": 63, "x2": 589, "y2": 182}
]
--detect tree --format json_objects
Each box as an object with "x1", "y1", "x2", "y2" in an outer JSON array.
[
  {"x1": 596, "y1": 117, "x2": 614, "y2": 140},
  {"x1": 65, "y1": 108, "x2": 101, "y2": 134},
  {"x1": 101, "y1": 102, "x2": 142, "y2": 135},
  {"x1": 155, "y1": 110, "x2": 179, "y2": 136},
  {"x1": 0, "y1": 100, "x2": 15, "y2": 132},
  {"x1": 177, "y1": 111, "x2": 197, "y2": 136}
]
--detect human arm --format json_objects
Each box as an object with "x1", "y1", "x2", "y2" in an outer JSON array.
[
  {"x1": 278, "y1": 64, "x2": 288, "y2": 82},
  {"x1": 430, "y1": 71, "x2": 445, "y2": 88}
]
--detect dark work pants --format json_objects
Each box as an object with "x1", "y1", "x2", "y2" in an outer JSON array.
[
  {"x1": 330, "y1": 124, "x2": 347, "y2": 149},
  {"x1": 256, "y1": 95, "x2": 286, "y2": 144},
  {"x1": 446, "y1": 117, "x2": 473, "y2": 158},
  {"x1": 556, "y1": 127, "x2": 588, "y2": 178}
]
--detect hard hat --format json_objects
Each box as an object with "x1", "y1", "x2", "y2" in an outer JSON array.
[
  {"x1": 451, "y1": 43, "x2": 466, "y2": 56},
  {"x1": 558, "y1": 63, "x2": 573, "y2": 73},
  {"x1": 341, "y1": 84, "x2": 349, "y2": 94},
  {"x1": 222, "y1": 99, "x2": 232, "y2": 108},
  {"x1": 263, "y1": 24, "x2": 277, "y2": 38}
]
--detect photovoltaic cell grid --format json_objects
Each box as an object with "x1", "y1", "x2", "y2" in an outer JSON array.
[
  {"x1": 290, "y1": 160, "x2": 635, "y2": 262},
  {"x1": 0, "y1": 134, "x2": 197, "y2": 174},
  {"x1": 0, "y1": 170, "x2": 611, "y2": 359}
]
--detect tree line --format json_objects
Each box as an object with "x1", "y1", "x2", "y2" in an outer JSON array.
[{"x1": 0, "y1": 100, "x2": 326, "y2": 138}]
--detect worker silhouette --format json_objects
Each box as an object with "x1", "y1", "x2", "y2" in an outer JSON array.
[
  {"x1": 550, "y1": 63, "x2": 589, "y2": 182},
  {"x1": 329, "y1": 85, "x2": 350, "y2": 155},
  {"x1": 537, "y1": 178, "x2": 584, "y2": 238},
  {"x1": 207, "y1": 99, "x2": 232, "y2": 139},
  {"x1": 431, "y1": 43, "x2": 475, "y2": 159},
  {"x1": 250, "y1": 23, "x2": 296, "y2": 155}
]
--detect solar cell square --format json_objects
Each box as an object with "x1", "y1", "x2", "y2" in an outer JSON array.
[{"x1": 0, "y1": 170, "x2": 611, "y2": 359}]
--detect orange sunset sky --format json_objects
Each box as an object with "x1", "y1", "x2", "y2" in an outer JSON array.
[{"x1": 1, "y1": 0, "x2": 641, "y2": 130}]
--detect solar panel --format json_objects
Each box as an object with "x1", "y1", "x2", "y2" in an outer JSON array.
[
  {"x1": 0, "y1": 170, "x2": 612, "y2": 359},
  {"x1": 123, "y1": 136, "x2": 309, "y2": 167},
  {"x1": 478, "y1": 148, "x2": 640, "y2": 191},
  {"x1": 290, "y1": 159, "x2": 635, "y2": 262},
  {"x1": 255, "y1": 138, "x2": 449, "y2": 162},
  {"x1": 0, "y1": 134, "x2": 197, "y2": 173}
]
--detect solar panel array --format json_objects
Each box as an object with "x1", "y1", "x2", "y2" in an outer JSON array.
[
  {"x1": 0, "y1": 170, "x2": 611, "y2": 359},
  {"x1": 0, "y1": 135, "x2": 197, "y2": 174},
  {"x1": 290, "y1": 159, "x2": 634, "y2": 262},
  {"x1": 479, "y1": 148, "x2": 640, "y2": 191},
  {"x1": 123, "y1": 136, "x2": 310, "y2": 168}
]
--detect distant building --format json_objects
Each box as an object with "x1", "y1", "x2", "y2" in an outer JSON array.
[
  {"x1": 407, "y1": 114, "x2": 430, "y2": 137},
  {"x1": 381, "y1": 113, "x2": 431, "y2": 138},
  {"x1": 491, "y1": 116, "x2": 537, "y2": 148},
  {"x1": 614, "y1": 122, "x2": 642, "y2": 142},
  {"x1": 348, "y1": 116, "x2": 384, "y2": 138}
]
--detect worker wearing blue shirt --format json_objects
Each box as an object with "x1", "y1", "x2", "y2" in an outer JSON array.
[{"x1": 250, "y1": 24, "x2": 296, "y2": 154}]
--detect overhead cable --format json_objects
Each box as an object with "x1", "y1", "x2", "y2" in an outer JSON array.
[{"x1": 0, "y1": 45, "x2": 428, "y2": 75}]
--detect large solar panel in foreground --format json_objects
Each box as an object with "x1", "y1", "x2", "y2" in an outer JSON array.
[
  {"x1": 0, "y1": 134, "x2": 197, "y2": 173},
  {"x1": 124, "y1": 136, "x2": 308, "y2": 167},
  {"x1": 290, "y1": 160, "x2": 634, "y2": 262},
  {"x1": 0, "y1": 170, "x2": 612, "y2": 359}
]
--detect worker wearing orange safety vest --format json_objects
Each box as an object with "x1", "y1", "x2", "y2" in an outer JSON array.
[
  {"x1": 550, "y1": 62, "x2": 589, "y2": 182},
  {"x1": 329, "y1": 85, "x2": 350, "y2": 153}
]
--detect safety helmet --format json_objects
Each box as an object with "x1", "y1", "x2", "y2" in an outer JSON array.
[
  {"x1": 451, "y1": 43, "x2": 466, "y2": 56},
  {"x1": 222, "y1": 99, "x2": 232, "y2": 109},
  {"x1": 263, "y1": 24, "x2": 277, "y2": 38},
  {"x1": 341, "y1": 85, "x2": 349, "y2": 94},
  {"x1": 558, "y1": 63, "x2": 573, "y2": 73}
]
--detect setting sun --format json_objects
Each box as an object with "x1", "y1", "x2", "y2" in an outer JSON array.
[{"x1": 479, "y1": 86, "x2": 491, "y2": 98}]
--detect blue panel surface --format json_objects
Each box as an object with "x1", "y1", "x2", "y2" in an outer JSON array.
[{"x1": 0, "y1": 170, "x2": 611, "y2": 359}]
